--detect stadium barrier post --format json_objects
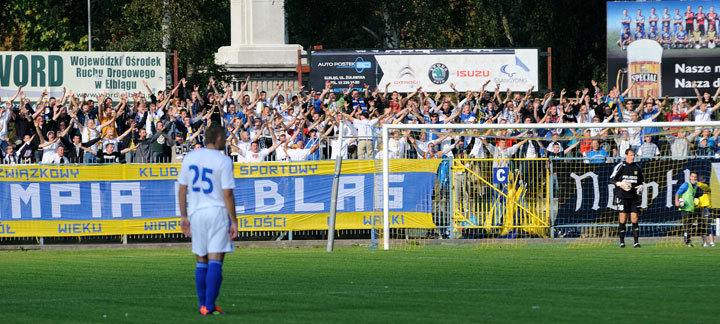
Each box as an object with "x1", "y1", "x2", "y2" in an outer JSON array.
[
  {"x1": 449, "y1": 157, "x2": 455, "y2": 239},
  {"x1": 548, "y1": 163, "x2": 555, "y2": 238},
  {"x1": 327, "y1": 121, "x2": 344, "y2": 252},
  {"x1": 382, "y1": 124, "x2": 390, "y2": 250}
]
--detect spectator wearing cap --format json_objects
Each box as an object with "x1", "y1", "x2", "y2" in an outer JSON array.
[
  {"x1": 272, "y1": 132, "x2": 290, "y2": 161},
  {"x1": 36, "y1": 125, "x2": 71, "y2": 164},
  {"x1": 696, "y1": 129, "x2": 716, "y2": 147},
  {"x1": 305, "y1": 127, "x2": 321, "y2": 160},
  {"x1": 695, "y1": 137, "x2": 715, "y2": 157},
  {"x1": 601, "y1": 84, "x2": 633, "y2": 115}
]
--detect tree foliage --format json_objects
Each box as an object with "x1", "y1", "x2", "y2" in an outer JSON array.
[
  {"x1": 0, "y1": 0, "x2": 89, "y2": 51},
  {"x1": 0, "y1": 0, "x2": 230, "y2": 88}
]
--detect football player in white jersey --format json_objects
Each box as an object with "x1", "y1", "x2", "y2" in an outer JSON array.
[{"x1": 178, "y1": 124, "x2": 238, "y2": 315}]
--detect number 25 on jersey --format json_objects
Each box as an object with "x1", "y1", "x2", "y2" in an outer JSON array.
[{"x1": 189, "y1": 165, "x2": 214, "y2": 194}]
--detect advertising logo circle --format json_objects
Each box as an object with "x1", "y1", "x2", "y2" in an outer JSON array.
[{"x1": 428, "y1": 63, "x2": 449, "y2": 85}]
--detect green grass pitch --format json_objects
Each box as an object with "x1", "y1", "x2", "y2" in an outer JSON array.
[{"x1": 1, "y1": 246, "x2": 718, "y2": 323}]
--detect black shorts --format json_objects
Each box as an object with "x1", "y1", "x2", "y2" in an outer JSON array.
[{"x1": 616, "y1": 197, "x2": 640, "y2": 213}]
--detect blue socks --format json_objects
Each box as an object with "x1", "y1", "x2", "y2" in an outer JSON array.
[
  {"x1": 195, "y1": 262, "x2": 208, "y2": 309},
  {"x1": 205, "y1": 260, "x2": 223, "y2": 311}
]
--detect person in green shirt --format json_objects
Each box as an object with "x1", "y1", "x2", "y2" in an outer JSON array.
[{"x1": 675, "y1": 172, "x2": 701, "y2": 247}]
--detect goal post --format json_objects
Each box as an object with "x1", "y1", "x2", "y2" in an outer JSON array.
[{"x1": 381, "y1": 121, "x2": 720, "y2": 250}]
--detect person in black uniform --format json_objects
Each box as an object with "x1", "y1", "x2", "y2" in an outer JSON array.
[{"x1": 610, "y1": 148, "x2": 645, "y2": 248}]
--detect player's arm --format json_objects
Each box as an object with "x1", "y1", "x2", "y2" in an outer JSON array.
[
  {"x1": 223, "y1": 189, "x2": 238, "y2": 240},
  {"x1": 220, "y1": 159, "x2": 238, "y2": 240},
  {"x1": 675, "y1": 183, "x2": 688, "y2": 207},
  {"x1": 178, "y1": 184, "x2": 190, "y2": 237},
  {"x1": 610, "y1": 162, "x2": 628, "y2": 189},
  {"x1": 177, "y1": 160, "x2": 192, "y2": 237}
]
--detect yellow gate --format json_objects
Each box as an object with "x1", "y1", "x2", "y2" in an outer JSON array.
[{"x1": 451, "y1": 158, "x2": 551, "y2": 238}]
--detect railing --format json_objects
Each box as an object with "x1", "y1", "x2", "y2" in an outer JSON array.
[{"x1": 3, "y1": 155, "x2": 720, "y2": 245}]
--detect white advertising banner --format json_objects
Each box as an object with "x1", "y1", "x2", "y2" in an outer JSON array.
[
  {"x1": 376, "y1": 49, "x2": 538, "y2": 92},
  {"x1": 0, "y1": 51, "x2": 166, "y2": 100},
  {"x1": 310, "y1": 49, "x2": 539, "y2": 93}
]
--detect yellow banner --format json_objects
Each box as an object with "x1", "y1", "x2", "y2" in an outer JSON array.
[
  {"x1": 0, "y1": 159, "x2": 441, "y2": 182},
  {"x1": 0, "y1": 212, "x2": 435, "y2": 237}
]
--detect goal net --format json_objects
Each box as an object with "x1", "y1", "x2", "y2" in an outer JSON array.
[{"x1": 378, "y1": 121, "x2": 720, "y2": 250}]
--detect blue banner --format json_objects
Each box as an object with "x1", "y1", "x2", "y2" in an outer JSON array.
[
  {"x1": 0, "y1": 160, "x2": 441, "y2": 235},
  {"x1": 555, "y1": 159, "x2": 714, "y2": 225}
]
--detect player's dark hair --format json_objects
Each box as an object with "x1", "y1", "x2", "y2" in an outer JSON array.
[
  {"x1": 204, "y1": 125, "x2": 225, "y2": 146},
  {"x1": 625, "y1": 148, "x2": 636, "y2": 155},
  {"x1": 690, "y1": 172, "x2": 698, "y2": 177}
]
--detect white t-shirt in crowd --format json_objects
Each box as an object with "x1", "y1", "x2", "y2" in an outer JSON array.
[
  {"x1": 243, "y1": 148, "x2": 270, "y2": 162},
  {"x1": 353, "y1": 118, "x2": 379, "y2": 139},
  {"x1": 694, "y1": 108, "x2": 712, "y2": 122},
  {"x1": 286, "y1": 148, "x2": 311, "y2": 161},
  {"x1": 330, "y1": 138, "x2": 351, "y2": 159},
  {"x1": 81, "y1": 124, "x2": 102, "y2": 151},
  {"x1": 387, "y1": 137, "x2": 408, "y2": 159}
]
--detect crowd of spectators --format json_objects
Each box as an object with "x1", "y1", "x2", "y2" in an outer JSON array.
[{"x1": 1, "y1": 77, "x2": 720, "y2": 165}]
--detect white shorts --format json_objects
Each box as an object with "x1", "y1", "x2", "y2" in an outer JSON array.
[{"x1": 189, "y1": 206, "x2": 235, "y2": 256}]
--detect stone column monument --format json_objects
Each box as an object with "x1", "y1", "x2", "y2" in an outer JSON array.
[{"x1": 215, "y1": 0, "x2": 304, "y2": 92}]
